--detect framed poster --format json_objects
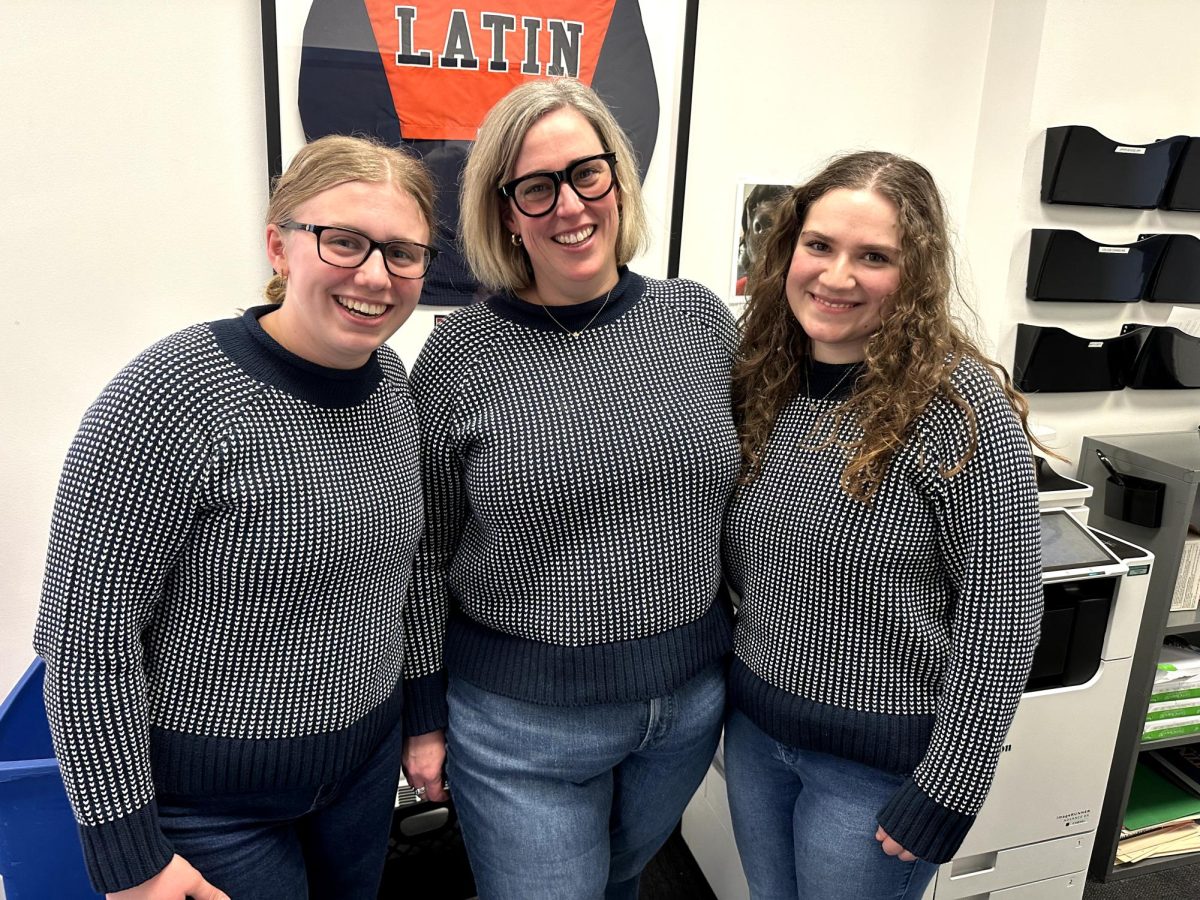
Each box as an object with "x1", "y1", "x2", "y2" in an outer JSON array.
[
  {"x1": 730, "y1": 180, "x2": 790, "y2": 301},
  {"x1": 261, "y1": 0, "x2": 698, "y2": 306}
]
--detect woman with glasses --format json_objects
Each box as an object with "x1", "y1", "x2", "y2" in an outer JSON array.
[
  {"x1": 723, "y1": 151, "x2": 1043, "y2": 899},
  {"x1": 35, "y1": 134, "x2": 435, "y2": 900},
  {"x1": 399, "y1": 78, "x2": 738, "y2": 900}
]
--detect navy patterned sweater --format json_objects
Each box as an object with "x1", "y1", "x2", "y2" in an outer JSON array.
[
  {"x1": 725, "y1": 357, "x2": 1042, "y2": 863},
  {"x1": 402, "y1": 269, "x2": 739, "y2": 731},
  {"x1": 34, "y1": 307, "x2": 423, "y2": 892}
]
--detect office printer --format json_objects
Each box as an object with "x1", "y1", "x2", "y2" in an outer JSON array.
[{"x1": 683, "y1": 505, "x2": 1152, "y2": 900}]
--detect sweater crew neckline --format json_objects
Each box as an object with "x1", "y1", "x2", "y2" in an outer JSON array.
[
  {"x1": 803, "y1": 359, "x2": 864, "y2": 403},
  {"x1": 209, "y1": 306, "x2": 385, "y2": 408},
  {"x1": 487, "y1": 268, "x2": 645, "y2": 334}
]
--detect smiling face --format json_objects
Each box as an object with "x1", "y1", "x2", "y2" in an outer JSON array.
[
  {"x1": 264, "y1": 179, "x2": 428, "y2": 369},
  {"x1": 785, "y1": 187, "x2": 902, "y2": 364},
  {"x1": 502, "y1": 106, "x2": 620, "y2": 306}
]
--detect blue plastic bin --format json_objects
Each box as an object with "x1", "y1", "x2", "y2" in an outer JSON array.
[{"x1": 0, "y1": 658, "x2": 102, "y2": 899}]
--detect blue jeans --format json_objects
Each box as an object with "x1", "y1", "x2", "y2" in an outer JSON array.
[
  {"x1": 446, "y1": 662, "x2": 725, "y2": 900},
  {"x1": 723, "y1": 709, "x2": 938, "y2": 900},
  {"x1": 156, "y1": 714, "x2": 405, "y2": 900}
]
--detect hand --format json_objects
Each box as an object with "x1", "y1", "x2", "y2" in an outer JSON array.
[
  {"x1": 876, "y1": 826, "x2": 919, "y2": 863},
  {"x1": 107, "y1": 854, "x2": 229, "y2": 900},
  {"x1": 402, "y1": 729, "x2": 449, "y2": 802}
]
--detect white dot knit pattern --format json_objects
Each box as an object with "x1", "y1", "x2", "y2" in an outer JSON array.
[
  {"x1": 724, "y1": 355, "x2": 1043, "y2": 864},
  {"x1": 402, "y1": 271, "x2": 739, "y2": 723},
  {"x1": 34, "y1": 307, "x2": 423, "y2": 893}
]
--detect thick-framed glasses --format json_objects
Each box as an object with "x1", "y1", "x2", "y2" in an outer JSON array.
[
  {"x1": 499, "y1": 152, "x2": 618, "y2": 218},
  {"x1": 279, "y1": 222, "x2": 437, "y2": 279}
]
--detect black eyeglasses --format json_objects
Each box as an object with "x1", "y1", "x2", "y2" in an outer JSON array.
[
  {"x1": 279, "y1": 222, "x2": 437, "y2": 279},
  {"x1": 499, "y1": 152, "x2": 618, "y2": 218}
]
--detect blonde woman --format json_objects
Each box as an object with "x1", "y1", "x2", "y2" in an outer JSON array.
[
  {"x1": 35, "y1": 135, "x2": 435, "y2": 900},
  {"x1": 400, "y1": 78, "x2": 739, "y2": 900}
]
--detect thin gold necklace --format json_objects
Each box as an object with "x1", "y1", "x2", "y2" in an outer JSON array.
[
  {"x1": 539, "y1": 285, "x2": 615, "y2": 339},
  {"x1": 806, "y1": 361, "x2": 861, "y2": 407}
]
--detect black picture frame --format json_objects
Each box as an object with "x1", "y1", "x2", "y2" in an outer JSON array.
[{"x1": 260, "y1": 0, "x2": 699, "y2": 297}]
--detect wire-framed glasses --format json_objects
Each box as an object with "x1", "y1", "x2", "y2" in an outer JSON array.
[
  {"x1": 279, "y1": 222, "x2": 437, "y2": 279},
  {"x1": 499, "y1": 152, "x2": 618, "y2": 218}
]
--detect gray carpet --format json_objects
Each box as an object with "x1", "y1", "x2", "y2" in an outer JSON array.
[
  {"x1": 1083, "y1": 861, "x2": 1200, "y2": 899},
  {"x1": 380, "y1": 809, "x2": 1200, "y2": 899}
]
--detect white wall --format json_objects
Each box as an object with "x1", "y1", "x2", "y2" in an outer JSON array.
[
  {"x1": 0, "y1": 2, "x2": 267, "y2": 699},
  {"x1": 4, "y1": 0, "x2": 1200, "y2": 703},
  {"x1": 680, "y1": 0, "x2": 1200, "y2": 462}
]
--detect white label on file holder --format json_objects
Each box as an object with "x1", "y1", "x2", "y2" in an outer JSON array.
[
  {"x1": 1114, "y1": 146, "x2": 1146, "y2": 154},
  {"x1": 1099, "y1": 246, "x2": 1130, "y2": 254}
]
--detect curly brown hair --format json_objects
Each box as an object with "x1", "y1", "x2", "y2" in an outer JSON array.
[{"x1": 733, "y1": 151, "x2": 1041, "y2": 502}]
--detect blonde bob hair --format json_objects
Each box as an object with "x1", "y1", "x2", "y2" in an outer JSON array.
[
  {"x1": 459, "y1": 78, "x2": 650, "y2": 293},
  {"x1": 264, "y1": 134, "x2": 436, "y2": 303}
]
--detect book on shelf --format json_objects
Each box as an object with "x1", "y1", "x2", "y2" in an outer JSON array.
[
  {"x1": 1172, "y1": 531, "x2": 1200, "y2": 612},
  {"x1": 1152, "y1": 745, "x2": 1200, "y2": 796}
]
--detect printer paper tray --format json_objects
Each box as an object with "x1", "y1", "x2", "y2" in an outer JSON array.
[{"x1": 932, "y1": 833, "x2": 1089, "y2": 898}]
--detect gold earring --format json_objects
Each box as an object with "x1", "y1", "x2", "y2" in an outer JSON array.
[{"x1": 510, "y1": 233, "x2": 523, "y2": 247}]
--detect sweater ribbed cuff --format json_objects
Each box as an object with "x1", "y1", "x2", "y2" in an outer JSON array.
[
  {"x1": 79, "y1": 800, "x2": 174, "y2": 894},
  {"x1": 403, "y1": 672, "x2": 448, "y2": 735},
  {"x1": 877, "y1": 776, "x2": 975, "y2": 864}
]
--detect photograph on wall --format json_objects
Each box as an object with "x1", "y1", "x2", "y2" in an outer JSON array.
[
  {"x1": 263, "y1": 0, "x2": 697, "y2": 306},
  {"x1": 731, "y1": 181, "x2": 791, "y2": 300}
]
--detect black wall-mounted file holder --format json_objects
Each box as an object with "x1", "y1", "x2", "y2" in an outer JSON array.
[
  {"x1": 1026, "y1": 229, "x2": 1167, "y2": 301},
  {"x1": 1139, "y1": 232, "x2": 1200, "y2": 303},
  {"x1": 1015, "y1": 323, "x2": 1200, "y2": 392},
  {"x1": 1163, "y1": 137, "x2": 1200, "y2": 212},
  {"x1": 1120, "y1": 324, "x2": 1200, "y2": 389},
  {"x1": 1014, "y1": 323, "x2": 1145, "y2": 392},
  {"x1": 1042, "y1": 126, "x2": 1188, "y2": 208}
]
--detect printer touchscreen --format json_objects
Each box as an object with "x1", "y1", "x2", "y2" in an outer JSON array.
[{"x1": 1040, "y1": 508, "x2": 1121, "y2": 574}]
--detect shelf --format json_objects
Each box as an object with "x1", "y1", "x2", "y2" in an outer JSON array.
[
  {"x1": 1081, "y1": 433, "x2": 1200, "y2": 882},
  {"x1": 1167, "y1": 608, "x2": 1200, "y2": 634},
  {"x1": 1139, "y1": 732, "x2": 1200, "y2": 752},
  {"x1": 1110, "y1": 846, "x2": 1200, "y2": 880}
]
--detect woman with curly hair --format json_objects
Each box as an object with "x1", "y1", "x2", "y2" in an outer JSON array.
[{"x1": 722, "y1": 151, "x2": 1043, "y2": 900}]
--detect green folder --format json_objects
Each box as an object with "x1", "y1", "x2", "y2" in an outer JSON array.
[{"x1": 1125, "y1": 761, "x2": 1200, "y2": 832}]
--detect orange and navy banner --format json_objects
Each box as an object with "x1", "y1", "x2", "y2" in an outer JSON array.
[
  {"x1": 297, "y1": 0, "x2": 661, "y2": 304},
  {"x1": 365, "y1": 0, "x2": 614, "y2": 141}
]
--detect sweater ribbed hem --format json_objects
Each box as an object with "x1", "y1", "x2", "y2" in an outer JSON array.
[
  {"x1": 877, "y1": 777, "x2": 975, "y2": 864},
  {"x1": 148, "y1": 681, "x2": 403, "y2": 795},
  {"x1": 728, "y1": 658, "x2": 935, "y2": 775},
  {"x1": 79, "y1": 800, "x2": 175, "y2": 894},
  {"x1": 403, "y1": 672, "x2": 448, "y2": 735},
  {"x1": 446, "y1": 601, "x2": 732, "y2": 706}
]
